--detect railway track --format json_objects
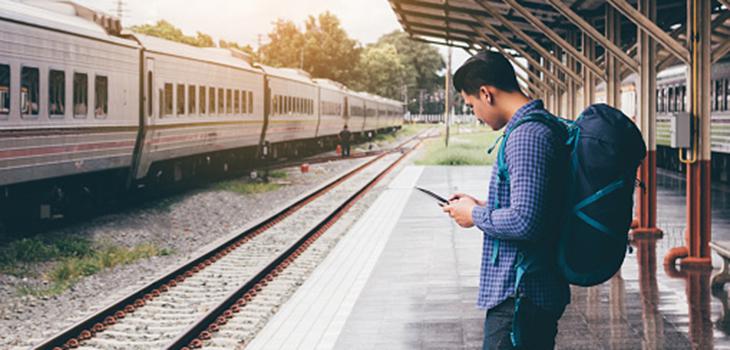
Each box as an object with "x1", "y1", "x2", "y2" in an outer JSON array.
[{"x1": 33, "y1": 130, "x2": 431, "y2": 350}]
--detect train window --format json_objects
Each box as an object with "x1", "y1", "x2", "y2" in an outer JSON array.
[
  {"x1": 147, "y1": 72, "x2": 153, "y2": 117},
  {"x1": 94, "y1": 75, "x2": 108, "y2": 118},
  {"x1": 209, "y1": 86, "x2": 215, "y2": 114},
  {"x1": 234, "y1": 90, "x2": 240, "y2": 114},
  {"x1": 199, "y1": 86, "x2": 206, "y2": 114},
  {"x1": 218, "y1": 88, "x2": 224, "y2": 114},
  {"x1": 248, "y1": 92, "x2": 253, "y2": 113},
  {"x1": 726, "y1": 80, "x2": 730, "y2": 111},
  {"x1": 242, "y1": 90, "x2": 247, "y2": 114},
  {"x1": 279, "y1": 95, "x2": 283, "y2": 114},
  {"x1": 48, "y1": 70, "x2": 65, "y2": 117},
  {"x1": 226, "y1": 88, "x2": 232, "y2": 114},
  {"x1": 0, "y1": 64, "x2": 8, "y2": 116},
  {"x1": 715, "y1": 80, "x2": 723, "y2": 112},
  {"x1": 188, "y1": 85, "x2": 196, "y2": 115},
  {"x1": 669, "y1": 86, "x2": 675, "y2": 112},
  {"x1": 163, "y1": 83, "x2": 173, "y2": 117},
  {"x1": 21, "y1": 67, "x2": 39, "y2": 116},
  {"x1": 73, "y1": 72, "x2": 88, "y2": 118},
  {"x1": 679, "y1": 85, "x2": 687, "y2": 111},
  {"x1": 272, "y1": 95, "x2": 277, "y2": 114},
  {"x1": 176, "y1": 84, "x2": 185, "y2": 116}
]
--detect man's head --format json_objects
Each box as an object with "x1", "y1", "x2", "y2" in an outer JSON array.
[
  {"x1": 344, "y1": 124, "x2": 348, "y2": 129},
  {"x1": 453, "y1": 51, "x2": 524, "y2": 130}
]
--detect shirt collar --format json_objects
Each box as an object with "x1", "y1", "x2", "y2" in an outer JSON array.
[{"x1": 503, "y1": 99, "x2": 544, "y2": 132}]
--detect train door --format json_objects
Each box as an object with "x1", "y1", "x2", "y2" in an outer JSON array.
[{"x1": 130, "y1": 56, "x2": 155, "y2": 183}]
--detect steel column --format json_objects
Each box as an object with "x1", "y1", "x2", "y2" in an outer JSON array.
[
  {"x1": 554, "y1": 45, "x2": 564, "y2": 116},
  {"x1": 632, "y1": 0, "x2": 663, "y2": 239},
  {"x1": 472, "y1": 1, "x2": 584, "y2": 84},
  {"x1": 545, "y1": 0, "x2": 639, "y2": 73},
  {"x1": 666, "y1": 0, "x2": 713, "y2": 268},
  {"x1": 605, "y1": 5, "x2": 622, "y2": 108},
  {"x1": 470, "y1": 32, "x2": 551, "y2": 93},
  {"x1": 502, "y1": 0, "x2": 607, "y2": 81},
  {"x1": 566, "y1": 31, "x2": 578, "y2": 119},
  {"x1": 582, "y1": 33, "x2": 596, "y2": 109},
  {"x1": 607, "y1": 0, "x2": 690, "y2": 64}
]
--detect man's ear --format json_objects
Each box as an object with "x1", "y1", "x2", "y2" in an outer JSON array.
[{"x1": 480, "y1": 86, "x2": 493, "y2": 105}]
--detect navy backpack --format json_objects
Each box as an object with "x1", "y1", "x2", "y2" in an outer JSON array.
[{"x1": 494, "y1": 103, "x2": 646, "y2": 288}]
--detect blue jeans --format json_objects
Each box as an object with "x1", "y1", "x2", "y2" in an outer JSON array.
[{"x1": 482, "y1": 297, "x2": 561, "y2": 350}]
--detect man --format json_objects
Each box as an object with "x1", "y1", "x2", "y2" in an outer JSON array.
[
  {"x1": 442, "y1": 51, "x2": 570, "y2": 349},
  {"x1": 339, "y1": 124, "x2": 352, "y2": 157}
]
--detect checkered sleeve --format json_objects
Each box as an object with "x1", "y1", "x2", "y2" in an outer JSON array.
[{"x1": 471, "y1": 122, "x2": 556, "y2": 241}]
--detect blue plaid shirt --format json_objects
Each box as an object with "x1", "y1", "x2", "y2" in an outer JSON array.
[{"x1": 471, "y1": 99, "x2": 570, "y2": 314}]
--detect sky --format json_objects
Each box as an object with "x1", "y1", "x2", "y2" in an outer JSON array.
[{"x1": 73, "y1": 0, "x2": 472, "y2": 68}]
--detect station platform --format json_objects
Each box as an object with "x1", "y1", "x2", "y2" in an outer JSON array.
[{"x1": 247, "y1": 165, "x2": 730, "y2": 350}]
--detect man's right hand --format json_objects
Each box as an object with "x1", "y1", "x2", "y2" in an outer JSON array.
[{"x1": 448, "y1": 192, "x2": 486, "y2": 206}]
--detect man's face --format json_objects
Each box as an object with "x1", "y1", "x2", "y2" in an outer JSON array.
[{"x1": 460, "y1": 88, "x2": 505, "y2": 130}]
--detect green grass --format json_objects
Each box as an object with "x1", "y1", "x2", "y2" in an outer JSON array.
[
  {"x1": 20, "y1": 243, "x2": 172, "y2": 297},
  {"x1": 268, "y1": 170, "x2": 288, "y2": 179},
  {"x1": 216, "y1": 180, "x2": 282, "y2": 194},
  {"x1": 0, "y1": 236, "x2": 93, "y2": 276},
  {"x1": 415, "y1": 126, "x2": 501, "y2": 166},
  {"x1": 0, "y1": 235, "x2": 172, "y2": 296}
]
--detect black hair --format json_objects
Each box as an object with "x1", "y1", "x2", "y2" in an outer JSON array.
[{"x1": 453, "y1": 50, "x2": 521, "y2": 96}]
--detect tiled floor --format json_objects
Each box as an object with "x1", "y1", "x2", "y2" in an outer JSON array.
[{"x1": 249, "y1": 166, "x2": 730, "y2": 350}]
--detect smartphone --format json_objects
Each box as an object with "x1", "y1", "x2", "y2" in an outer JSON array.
[{"x1": 415, "y1": 186, "x2": 449, "y2": 206}]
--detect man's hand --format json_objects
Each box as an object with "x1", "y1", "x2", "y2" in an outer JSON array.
[
  {"x1": 448, "y1": 192, "x2": 486, "y2": 207},
  {"x1": 442, "y1": 197, "x2": 477, "y2": 228}
]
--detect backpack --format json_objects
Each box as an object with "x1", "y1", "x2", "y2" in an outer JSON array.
[{"x1": 493, "y1": 103, "x2": 646, "y2": 288}]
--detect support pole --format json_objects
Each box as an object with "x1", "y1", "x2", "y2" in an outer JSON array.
[
  {"x1": 665, "y1": 0, "x2": 712, "y2": 268},
  {"x1": 566, "y1": 31, "x2": 577, "y2": 119},
  {"x1": 582, "y1": 32, "x2": 596, "y2": 109},
  {"x1": 605, "y1": 5, "x2": 622, "y2": 108},
  {"x1": 445, "y1": 46, "x2": 452, "y2": 147},
  {"x1": 554, "y1": 45, "x2": 563, "y2": 116},
  {"x1": 632, "y1": 0, "x2": 663, "y2": 239}
]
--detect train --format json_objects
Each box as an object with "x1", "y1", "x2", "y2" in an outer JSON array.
[
  {"x1": 593, "y1": 60, "x2": 730, "y2": 182},
  {"x1": 0, "y1": 0, "x2": 403, "y2": 220}
]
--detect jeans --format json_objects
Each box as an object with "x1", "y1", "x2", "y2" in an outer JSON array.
[
  {"x1": 341, "y1": 143, "x2": 350, "y2": 157},
  {"x1": 482, "y1": 297, "x2": 561, "y2": 350}
]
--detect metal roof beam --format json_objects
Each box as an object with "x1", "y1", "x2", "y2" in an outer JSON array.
[
  {"x1": 470, "y1": 32, "x2": 555, "y2": 91},
  {"x1": 471, "y1": 0, "x2": 584, "y2": 83},
  {"x1": 470, "y1": 16, "x2": 570, "y2": 90},
  {"x1": 545, "y1": 0, "x2": 639, "y2": 73},
  {"x1": 713, "y1": 39, "x2": 730, "y2": 63},
  {"x1": 501, "y1": 0, "x2": 607, "y2": 81},
  {"x1": 411, "y1": 36, "x2": 473, "y2": 50},
  {"x1": 467, "y1": 43, "x2": 546, "y2": 97},
  {"x1": 606, "y1": 0, "x2": 690, "y2": 64}
]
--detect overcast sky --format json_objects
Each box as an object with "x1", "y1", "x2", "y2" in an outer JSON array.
[{"x1": 74, "y1": 0, "x2": 472, "y2": 68}]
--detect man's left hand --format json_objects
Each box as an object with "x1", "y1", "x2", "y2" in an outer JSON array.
[{"x1": 442, "y1": 197, "x2": 476, "y2": 228}]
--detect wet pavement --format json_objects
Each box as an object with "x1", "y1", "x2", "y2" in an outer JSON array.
[{"x1": 254, "y1": 165, "x2": 730, "y2": 349}]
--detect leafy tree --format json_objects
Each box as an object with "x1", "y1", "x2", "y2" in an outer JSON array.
[
  {"x1": 302, "y1": 12, "x2": 361, "y2": 85},
  {"x1": 258, "y1": 19, "x2": 305, "y2": 68},
  {"x1": 376, "y1": 31, "x2": 445, "y2": 93},
  {"x1": 129, "y1": 20, "x2": 215, "y2": 47},
  {"x1": 352, "y1": 43, "x2": 413, "y2": 100}
]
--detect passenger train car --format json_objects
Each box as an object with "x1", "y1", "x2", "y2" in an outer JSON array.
[
  {"x1": 0, "y1": 0, "x2": 403, "y2": 219},
  {"x1": 595, "y1": 60, "x2": 730, "y2": 182}
]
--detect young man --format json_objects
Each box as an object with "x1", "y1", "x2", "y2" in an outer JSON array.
[{"x1": 442, "y1": 51, "x2": 570, "y2": 349}]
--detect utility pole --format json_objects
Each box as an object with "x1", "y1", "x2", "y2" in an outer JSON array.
[
  {"x1": 418, "y1": 89, "x2": 425, "y2": 115},
  {"x1": 113, "y1": 0, "x2": 126, "y2": 21},
  {"x1": 445, "y1": 46, "x2": 452, "y2": 147}
]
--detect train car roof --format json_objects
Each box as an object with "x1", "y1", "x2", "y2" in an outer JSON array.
[
  {"x1": 257, "y1": 65, "x2": 315, "y2": 85},
  {"x1": 314, "y1": 78, "x2": 347, "y2": 93},
  {"x1": 133, "y1": 34, "x2": 259, "y2": 73},
  {"x1": 0, "y1": 0, "x2": 136, "y2": 47}
]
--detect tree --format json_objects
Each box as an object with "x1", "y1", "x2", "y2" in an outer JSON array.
[
  {"x1": 129, "y1": 20, "x2": 215, "y2": 47},
  {"x1": 258, "y1": 19, "x2": 305, "y2": 68},
  {"x1": 302, "y1": 12, "x2": 361, "y2": 85},
  {"x1": 376, "y1": 31, "x2": 445, "y2": 93},
  {"x1": 352, "y1": 43, "x2": 413, "y2": 100}
]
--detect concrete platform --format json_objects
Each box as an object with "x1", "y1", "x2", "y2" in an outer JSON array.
[{"x1": 248, "y1": 165, "x2": 730, "y2": 350}]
